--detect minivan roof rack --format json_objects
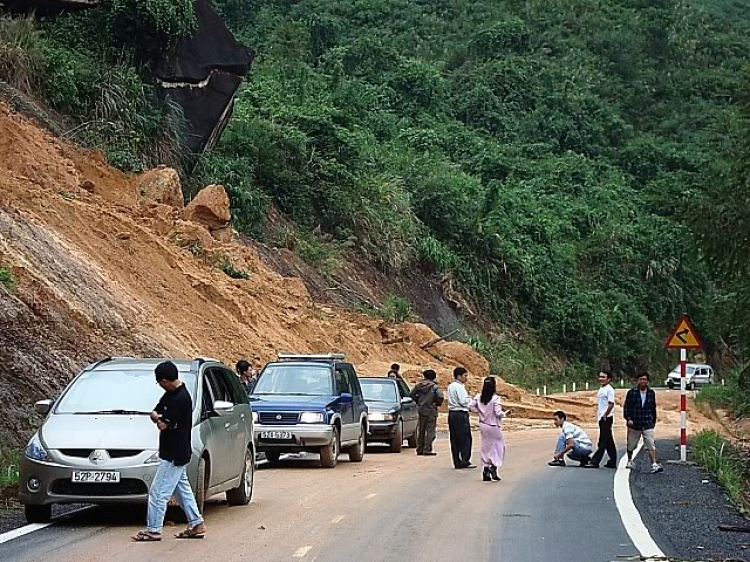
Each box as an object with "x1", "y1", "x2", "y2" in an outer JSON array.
[
  {"x1": 277, "y1": 353, "x2": 346, "y2": 363},
  {"x1": 83, "y1": 356, "x2": 132, "y2": 371}
]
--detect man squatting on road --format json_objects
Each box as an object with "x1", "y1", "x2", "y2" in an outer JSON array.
[
  {"x1": 132, "y1": 361, "x2": 207, "y2": 542},
  {"x1": 548, "y1": 411, "x2": 593, "y2": 467}
]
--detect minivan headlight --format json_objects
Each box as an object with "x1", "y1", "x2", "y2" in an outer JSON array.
[
  {"x1": 300, "y1": 412, "x2": 325, "y2": 424},
  {"x1": 369, "y1": 412, "x2": 395, "y2": 422},
  {"x1": 26, "y1": 434, "x2": 50, "y2": 462}
]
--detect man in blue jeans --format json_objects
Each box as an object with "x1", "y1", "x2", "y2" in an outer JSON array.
[
  {"x1": 132, "y1": 361, "x2": 206, "y2": 542},
  {"x1": 548, "y1": 410, "x2": 594, "y2": 467}
]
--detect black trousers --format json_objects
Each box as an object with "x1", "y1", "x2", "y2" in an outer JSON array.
[
  {"x1": 448, "y1": 411, "x2": 472, "y2": 468},
  {"x1": 590, "y1": 416, "x2": 617, "y2": 466},
  {"x1": 416, "y1": 414, "x2": 437, "y2": 454}
]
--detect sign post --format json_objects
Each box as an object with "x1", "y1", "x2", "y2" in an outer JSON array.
[{"x1": 665, "y1": 315, "x2": 703, "y2": 463}]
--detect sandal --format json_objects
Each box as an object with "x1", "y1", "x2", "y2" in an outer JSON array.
[
  {"x1": 131, "y1": 530, "x2": 162, "y2": 542},
  {"x1": 175, "y1": 527, "x2": 206, "y2": 539}
]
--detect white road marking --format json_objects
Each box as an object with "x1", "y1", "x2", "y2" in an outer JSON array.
[
  {"x1": 293, "y1": 545, "x2": 313, "y2": 557},
  {"x1": 331, "y1": 515, "x2": 345, "y2": 524},
  {"x1": 0, "y1": 523, "x2": 52, "y2": 545},
  {"x1": 365, "y1": 493, "x2": 377, "y2": 500},
  {"x1": 613, "y1": 444, "x2": 665, "y2": 558}
]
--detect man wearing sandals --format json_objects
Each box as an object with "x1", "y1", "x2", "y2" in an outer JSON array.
[{"x1": 132, "y1": 361, "x2": 207, "y2": 542}]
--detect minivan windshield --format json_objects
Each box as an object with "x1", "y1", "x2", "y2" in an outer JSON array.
[
  {"x1": 253, "y1": 366, "x2": 332, "y2": 396},
  {"x1": 671, "y1": 366, "x2": 696, "y2": 375},
  {"x1": 360, "y1": 380, "x2": 398, "y2": 403},
  {"x1": 55, "y1": 370, "x2": 198, "y2": 414}
]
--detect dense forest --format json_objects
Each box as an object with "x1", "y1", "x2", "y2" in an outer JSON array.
[{"x1": 1, "y1": 0, "x2": 749, "y2": 380}]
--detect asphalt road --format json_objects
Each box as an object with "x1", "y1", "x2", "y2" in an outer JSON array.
[{"x1": 1, "y1": 430, "x2": 639, "y2": 562}]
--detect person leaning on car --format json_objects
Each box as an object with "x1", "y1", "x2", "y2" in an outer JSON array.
[{"x1": 409, "y1": 369, "x2": 444, "y2": 456}]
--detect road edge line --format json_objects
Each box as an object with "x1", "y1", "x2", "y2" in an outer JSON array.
[
  {"x1": 613, "y1": 444, "x2": 664, "y2": 558},
  {"x1": 0, "y1": 522, "x2": 52, "y2": 545}
]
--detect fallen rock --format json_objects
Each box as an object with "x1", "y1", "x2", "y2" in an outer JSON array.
[
  {"x1": 137, "y1": 167, "x2": 184, "y2": 209},
  {"x1": 80, "y1": 179, "x2": 95, "y2": 193},
  {"x1": 211, "y1": 226, "x2": 233, "y2": 243},
  {"x1": 183, "y1": 184, "x2": 231, "y2": 229},
  {"x1": 116, "y1": 231, "x2": 132, "y2": 240},
  {"x1": 169, "y1": 221, "x2": 214, "y2": 249}
]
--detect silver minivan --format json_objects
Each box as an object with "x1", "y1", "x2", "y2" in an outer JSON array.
[{"x1": 19, "y1": 357, "x2": 255, "y2": 523}]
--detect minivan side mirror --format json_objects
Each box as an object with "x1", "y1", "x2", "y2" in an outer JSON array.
[
  {"x1": 213, "y1": 400, "x2": 234, "y2": 416},
  {"x1": 401, "y1": 397, "x2": 414, "y2": 405},
  {"x1": 339, "y1": 393, "x2": 353, "y2": 404},
  {"x1": 34, "y1": 399, "x2": 53, "y2": 416}
]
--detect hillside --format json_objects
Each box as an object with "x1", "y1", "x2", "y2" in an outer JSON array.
[{"x1": 0, "y1": 101, "x2": 581, "y2": 447}]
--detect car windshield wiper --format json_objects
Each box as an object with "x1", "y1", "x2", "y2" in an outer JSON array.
[{"x1": 77, "y1": 410, "x2": 149, "y2": 415}]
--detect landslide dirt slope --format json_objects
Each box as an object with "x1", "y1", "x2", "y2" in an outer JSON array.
[{"x1": 0, "y1": 103, "x2": 577, "y2": 446}]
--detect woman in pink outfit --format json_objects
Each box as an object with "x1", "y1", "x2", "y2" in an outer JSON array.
[{"x1": 469, "y1": 377, "x2": 506, "y2": 482}]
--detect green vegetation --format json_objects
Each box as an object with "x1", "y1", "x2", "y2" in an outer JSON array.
[
  {"x1": 200, "y1": 0, "x2": 750, "y2": 371},
  {"x1": 0, "y1": 445, "x2": 19, "y2": 489},
  {"x1": 693, "y1": 430, "x2": 749, "y2": 511},
  {"x1": 695, "y1": 367, "x2": 750, "y2": 417},
  {"x1": 3, "y1": 1, "x2": 750, "y2": 373},
  {"x1": 379, "y1": 295, "x2": 412, "y2": 324},
  {"x1": 0, "y1": 5, "x2": 192, "y2": 171},
  {"x1": 0, "y1": 266, "x2": 15, "y2": 291}
]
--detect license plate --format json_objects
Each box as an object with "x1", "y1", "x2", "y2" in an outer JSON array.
[
  {"x1": 261, "y1": 431, "x2": 292, "y2": 440},
  {"x1": 72, "y1": 471, "x2": 121, "y2": 483}
]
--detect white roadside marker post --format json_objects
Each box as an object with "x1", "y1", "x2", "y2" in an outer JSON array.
[
  {"x1": 680, "y1": 348, "x2": 687, "y2": 462},
  {"x1": 572, "y1": 382, "x2": 576, "y2": 392}
]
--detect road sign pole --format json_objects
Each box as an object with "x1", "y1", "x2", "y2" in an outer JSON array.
[{"x1": 680, "y1": 348, "x2": 687, "y2": 462}]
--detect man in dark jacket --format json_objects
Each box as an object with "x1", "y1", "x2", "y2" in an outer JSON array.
[
  {"x1": 623, "y1": 372, "x2": 663, "y2": 473},
  {"x1": 410, "y1": 369, "x2": 444, "y2": 456}
]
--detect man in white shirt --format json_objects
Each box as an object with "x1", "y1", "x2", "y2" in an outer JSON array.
[
  {"x1": 586, "y1": 371, "x2": 617, "y2": 469},
  {"x1": 448, "y1": 366, "x2": 476, "y2": 469},
  {"x1": 548, "y1": 411, "x2": 593, "y2": 467}
]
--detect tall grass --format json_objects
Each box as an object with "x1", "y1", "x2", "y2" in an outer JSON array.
[
  {"x1": 0, "y1": 266, "x2": 16, "y2": 291},
  {"x1": 0, "y1": 16, "x2": 44, "y2": 94},
  {"x1": 0, "y1": 445, "x2": 19, "y2": 489},
  {"x1": 693, "y1": 430, "x2": 749, "y2": 512}
]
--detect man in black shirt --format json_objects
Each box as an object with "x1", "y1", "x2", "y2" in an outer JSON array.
[{"x1": 132, "y1": 361, "x2": 207, "y2": 542}]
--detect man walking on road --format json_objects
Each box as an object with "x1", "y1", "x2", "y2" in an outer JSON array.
[
  {"x1": 586, "y1": 371, "x2": 617, "y2": 469},
  {"x1": 448, "y1": 366, "x2": 476, "y2": 469},
  {"x1": 132, "y1": 361, "x2": 206, "y2": 542},
  {"x1": 548, "y1": 411, "x2": 593, "y2": 467},
  {"x1": 410, "y1": 369, "x2": 444, "y2": 456},
  {"x1": 624, "y1": 372, "x2": 663, "y2": 473}
]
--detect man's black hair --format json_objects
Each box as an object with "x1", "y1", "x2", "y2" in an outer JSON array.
[
  {"x1": 453, "y1": 366, "x2": 467, "y2": 379},
  {"x1": 600, "y1": 370, "x2": 613, "y2": 380},
  {"x1": 155, "y1": 361, "x2": 179, "y2": 382},
  {"x1": 236, "y1": 360, "x2": 251, "y2": 375},
  {"x1": 637, "y1": 372, "x2": 651, "y2": 381},
  {"x1": 390, "y1": 363, "x2": 400, "y2": 372},
  {"x1": 423, "y1": 369, "x2": 437, "y2": 381},
  {"x1": 553, "y1": 410, "x2": 567, "y2": 420}
]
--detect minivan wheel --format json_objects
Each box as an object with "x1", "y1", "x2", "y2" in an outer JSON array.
[
  {"x1": 389, "y1": 421, "x2": 403, "y2": 453},
  {"x1": 667, "y1": 380, "x2": 675, "y2": 390},
  {"x1": 226, "y1": 448, "x2": 254, "y2": 506},
  {"x1": 25, "y1": 504, "x2": 52, "y2": 523},
  {"x1": 195, "y1": 457, "x2": 207, "y2": 514},
  {"x1": 347, "y1": 425, "x2": 365, "y2": 462},
  {"x1": 320, "y1": 427, "x2": 340, "y2": 468}
]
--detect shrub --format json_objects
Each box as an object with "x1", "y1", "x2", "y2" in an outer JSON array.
[
  {"x1": 693, "y1": 430, "x2": 749, "y2": 511},
  {"x1": 0, "y1": 267, "x2": 16, "y2": 292},
  {"x1": 379, "y1": 295, "x2": 412, "y2": 324},
  {"x1": 0, "y1": 16, "x2": 45, "y2": 94}
]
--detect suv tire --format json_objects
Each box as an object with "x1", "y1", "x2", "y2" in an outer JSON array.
[
  {"x1": 226, "y1": 447, "x2": 254, "y2": 506},
  {"x1": 389, "y1": 421, "x2": 403, "y2": 453},
  {"x1": 25, "y1": 504, "x2": 52, "y2": 523},
  {"x1": 320, "y1": 426, "x2": 340, "y2": 468},
  {"x1": 265, "y1": 451, "x2": 281, "y2": 463},
  {"x1": 347, "y1": 425, "x2": 365, "y2": 462}
]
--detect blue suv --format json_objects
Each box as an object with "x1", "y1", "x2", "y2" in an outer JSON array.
[{"x1": 249, "y1": 354, "x2": 368, "y2": 468}]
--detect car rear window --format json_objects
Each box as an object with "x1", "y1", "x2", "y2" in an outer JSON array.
[
  {"x1": 253, "y1": 366, "x2": 332, "y2": 396},
  {"x1": 55, "y1": 370, "x2": 197, "y2": 414},
  {"x1": 360, "y1": 380, "x2": 398, "y2": 403}
]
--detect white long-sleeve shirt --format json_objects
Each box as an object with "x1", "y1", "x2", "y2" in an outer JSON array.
[{"x1": 447, "y1": 380, "x2": 470, "y2": 411}]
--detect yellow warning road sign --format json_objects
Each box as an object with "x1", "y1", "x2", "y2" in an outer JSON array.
[{"x1": 665, "y1": 315, "x2": 703, "y2": 349}]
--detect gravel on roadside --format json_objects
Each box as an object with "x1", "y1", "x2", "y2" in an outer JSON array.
[{"x1": 630, "y1": 438, "x2": 750, "y2": 562}]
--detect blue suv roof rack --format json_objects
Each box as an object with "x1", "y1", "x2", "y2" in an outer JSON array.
[
  {"x1": 83, "y1": 356, "x2": 132, "y2": 371},
  {"x1": 276, "y1": 353, "x2": 346, "y2": 364}
]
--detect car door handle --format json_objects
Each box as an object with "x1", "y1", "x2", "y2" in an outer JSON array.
[{"x1": 224, "y1": 422, "x2": 231, "y2": 429}]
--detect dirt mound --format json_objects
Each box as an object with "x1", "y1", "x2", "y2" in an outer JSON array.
[{"x1": 0, "y1": 101, "x2": 585, "y2": 444}]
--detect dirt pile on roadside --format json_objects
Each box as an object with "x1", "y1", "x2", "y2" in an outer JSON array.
[{"x1": 0, "y1": 102, "x2": 579, "y2": 445}]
